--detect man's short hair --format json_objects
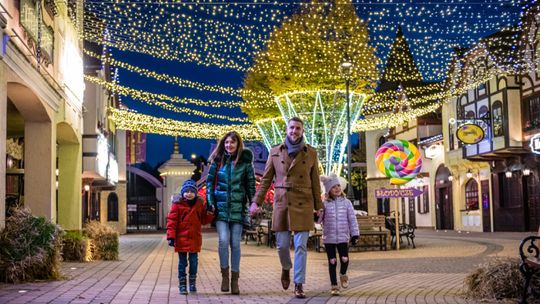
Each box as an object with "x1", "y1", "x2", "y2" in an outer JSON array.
[{"x1": 288, "y1": 117, "x2": 304, "y2": 126}]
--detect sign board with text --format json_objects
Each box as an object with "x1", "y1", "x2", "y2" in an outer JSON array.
[
  {"x1": 375, "y1": 188, "x2": 423, "y2": 199},
  {"x1": 530, "y1": 133, "x2": 540, "y2": 155}
]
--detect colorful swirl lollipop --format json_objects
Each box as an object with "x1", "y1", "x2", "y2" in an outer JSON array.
[{"x1": 375, "y1": 139, "x2": 422, "y2": 185}]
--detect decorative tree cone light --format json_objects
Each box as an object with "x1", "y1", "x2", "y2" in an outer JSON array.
[
  {"x1": 255, "y1": 90, "x2": 366, "y2": 176},
  {"x1": 375, "y1": 139, "x2": 423, "y2": 185}
]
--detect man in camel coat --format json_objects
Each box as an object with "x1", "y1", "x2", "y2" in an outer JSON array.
[{"x1": 251, "y1": 116, "x2": 323, "y2": 298}]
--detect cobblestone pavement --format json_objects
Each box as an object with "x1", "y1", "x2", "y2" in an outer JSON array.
[{"x1": 0, "y1": 229, "x2": 530, "y2": 304}]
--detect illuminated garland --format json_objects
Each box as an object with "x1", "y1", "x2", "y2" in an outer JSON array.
[
  {"x1": 84, "y1": 0, "x2": 529, "y2": 81},
  {"x1": 85, "y1": 75, "x2": 248, "y2": 122},
  {"x1": 109, "y1": 107, "x2": 260, "y2": 140},
  {"x1": 83, "y1": 49, "x2": 275, "y2": 102},
  {"x1": 83, "y1": 49, "x2": 240, "y2": 97},
  {"x1": 82, "y1": 0, "x2": 539, "y2": 137},
  {"x1": 353, "y1": 103, "x2": 443, "y2": 132}
]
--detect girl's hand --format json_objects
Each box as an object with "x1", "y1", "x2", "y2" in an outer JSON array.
[
  {"x1": 350, "y1": 235, "x2": 359, "y2": 246},
  {"x1": 167, "y1": 239, "x2": 175, "y2": 247}
]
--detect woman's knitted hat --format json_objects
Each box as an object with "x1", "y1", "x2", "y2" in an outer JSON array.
[{"x1": 181, "y1": 179, "x2": 198, "y2": 196}]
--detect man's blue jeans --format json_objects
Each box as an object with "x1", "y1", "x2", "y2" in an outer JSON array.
[
  {"x1": 216, "y1": 220, "x2": 243, "y2": 272},
  {"x1": 178, "y1": 252, "x2": 198, "y2": 278},
  {"x1": 275, "y1": 231, "x2": 309, "y2": 284}
]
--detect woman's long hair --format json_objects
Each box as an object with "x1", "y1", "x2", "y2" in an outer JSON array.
[{"x1": 208, "y1": 131, "x2": 244, "y2": 167}]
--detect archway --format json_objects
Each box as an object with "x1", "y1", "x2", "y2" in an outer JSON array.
[
  {"x1": 6, "y1": 82, "x2": 55, "y2": 220},
  {"x1": 126, "y1": 166, "x2": 163, "y2": 231},
  {"x1": 435, "y1": 165, "x2": 454, "y2": 230},
  {"x1": 57, "y1": 121, "x2": 82, "y2": 230}
]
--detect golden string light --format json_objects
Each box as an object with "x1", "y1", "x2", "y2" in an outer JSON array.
[
  {"x1": 81, "y1": 0, "x2": 539, "y2": 136},
  {"x1": 84, "y1": 49, "x2": 241, "y2": 97},
  {"x1": 84, "y1": 0, "x2": 531, "y2": 81},
  {"x1": 109, "y1": 107, "x2": 260, "y2": 140},
  {"x1": 85, "y1": 75, "x2": 249, "y2": 122}
]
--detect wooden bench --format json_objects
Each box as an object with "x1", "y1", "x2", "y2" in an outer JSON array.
[
  {"x1": 351, "y1": 215, "x2": 389, "y2": 251},
  {"x1": 258, "y1": 219, "x2": 275, "y2": 248},
  {"x1": 519, "y1": 235, "x2": 540, "y2": 304},
  {"x1": 244, "y1": 226, "x2": 264, "y2": 246}
]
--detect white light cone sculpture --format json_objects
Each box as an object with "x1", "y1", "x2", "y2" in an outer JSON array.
[{"x1": 255, "y1": 90, "x2": 366, "y2": 176}]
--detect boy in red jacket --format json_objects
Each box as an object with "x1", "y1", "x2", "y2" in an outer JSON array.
[{"x1": 167, "y1": 179, "x2": 214, "y2": 295}]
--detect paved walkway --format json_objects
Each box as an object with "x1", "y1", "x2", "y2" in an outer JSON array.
[{"x1": 0, "y1": 229, "x2": 530, "y2": 304}]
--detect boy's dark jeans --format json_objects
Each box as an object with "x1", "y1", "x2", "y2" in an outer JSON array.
[
  {"x1": 178, "y1": 252, "x2": 198, "y2": 278},
  {"x1": 324, "y1": 243, "x2": 349, "y2": 285}
]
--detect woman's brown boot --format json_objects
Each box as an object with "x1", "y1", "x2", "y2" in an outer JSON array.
[
  {"x1": 221, "y1": 267, "x2": 230, "y2": 292},
  {"x1": 231, "y1": 271, "x2": 240, "y2": 295}
]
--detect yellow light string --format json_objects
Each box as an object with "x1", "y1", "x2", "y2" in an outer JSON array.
[
  {"x1": 85, "y1": 75, "x2": 249, "y2": 122},
  {"x1": 84, "y1": 48, "x2": 241, "y2": 97},
  {"x1": 83, "y1": 0, "x2": 530, "y2": 81},
  {"x1": 109, "y1": 107, "x2": 261, "y2": 140}
]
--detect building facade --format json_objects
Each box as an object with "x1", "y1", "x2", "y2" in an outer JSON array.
[
  {"x1": 82, "y1": 41, "x2": 127, "y2": 234},
  {"x1": 2, "y1": 0, "x2": 84, "y2": 230},
  {"x1": 441, "y1": 2, "x2": 540, "y2": 232}
]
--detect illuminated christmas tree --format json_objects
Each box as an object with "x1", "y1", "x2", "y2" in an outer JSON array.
[{"x1": 241, "y1": 0, "x2": 379, "y2": 175}]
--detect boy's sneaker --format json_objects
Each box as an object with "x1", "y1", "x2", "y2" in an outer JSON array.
[
  {"x1": 331, "y1": 285, "x2": 340, "y2": 296},
  {"x1": 340, "y1": 274, "x2": 349, "y2": 288}
]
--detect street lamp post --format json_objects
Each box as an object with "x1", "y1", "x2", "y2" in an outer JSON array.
[{"x1": 341, "y1": 60, "x2": 354, "y2": 200}]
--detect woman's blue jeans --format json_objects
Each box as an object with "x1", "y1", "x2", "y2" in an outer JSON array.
[{"x1": 216, "y1": 220, "x2": 243, "y2": 272}]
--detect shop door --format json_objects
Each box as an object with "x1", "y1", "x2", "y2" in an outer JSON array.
[
  {"x1": 408, "y1": 197, "x2": 416, "y2": 227},
  {"x1": 525, "y1": 174, "x2": 540, "y2": 231},
  {"x1": 481, "y1": 180, "x2": 491, "y2": 232},
  {"x1": 436, "y1": 187, "x2": 454, "y2": 230}
]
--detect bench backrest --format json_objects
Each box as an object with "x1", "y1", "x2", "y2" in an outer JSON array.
[{"x1": 357, "y1": 215, "x2": 386, "y2": 231}]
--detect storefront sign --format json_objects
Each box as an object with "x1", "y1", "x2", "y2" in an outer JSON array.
[
  {"x1": 530, "y1": 133, "x2": 540, "y2": 155},
  {"x1": 456, "y1": 123, "x2": 485, "y2": 144},
  {"x1": 375, "y1": 188, "x2": 423, "y2": 199}
]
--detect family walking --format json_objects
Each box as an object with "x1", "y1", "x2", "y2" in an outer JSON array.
[{"x1": 166, "y1": 117, "x2": 360, "y2": 298}]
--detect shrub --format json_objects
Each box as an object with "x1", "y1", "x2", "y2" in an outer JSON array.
[
  {"x1": 464, "y1": 257, "x2": 540, "y2": 302},
  {"x1": 84, "y1": 221, "x2": 119, "y2": 261},
  {"x1": 0, "y1": 208, "x2": 64, "y2": 283},
  {"x1": 62, "y1": 230, "x2": 93, "y2": 262}
]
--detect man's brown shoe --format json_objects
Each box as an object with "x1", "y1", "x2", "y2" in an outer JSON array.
[
  {"x1": 294, "y1": 283, "x2": 306, "y2": 298},
  {"x1": 281, "y1": 269, "x2": 290, "y2": 290}
]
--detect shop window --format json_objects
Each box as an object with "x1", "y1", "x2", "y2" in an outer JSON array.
[
  {"x1": 478, "y1": 105, "x2": 488, "y2": 118},
  {"x1": 492, "y1": 101, "x2": 503, "y2": 137},
  {"x1": 477, "y1": 83, "x2": 487, "y2": 96},
  {"x1": 417, "y1": 185, "x2": 430, "y2": 214},
  {"x1": 465, "y1": 179, "x2": 479, "y2": 210},
  {"x1": 524, "y1": 95, "x2": 540, "y2": 131},
  {"x1": 107, "y1": 192, "x2": 119, "y2": 221},
  {"x1": 466, "y1": 111, "x2": 476, "y2": 119}
]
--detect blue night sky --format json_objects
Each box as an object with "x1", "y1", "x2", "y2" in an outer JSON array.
[{"x1": 98, "y1": 1, "x2": 526, "y2": 167}]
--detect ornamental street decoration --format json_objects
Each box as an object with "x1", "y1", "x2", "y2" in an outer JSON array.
[
  {"x1": 375, "y1": 187, "x2": 423, "y2": 199},
  {"x1": 456, "y1": 123, "x2": 485, "y2": 145},
  {"x1": 530, "y1": 133, "x2": 540, "y2": 155},
  {"x1": 375, "y1": 139, "x2": 423, "y2": 186}
]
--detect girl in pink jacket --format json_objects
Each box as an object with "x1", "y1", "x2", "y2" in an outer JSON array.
[{"x1": 320, "y1": 174, "x2": 359, "y2": 296}]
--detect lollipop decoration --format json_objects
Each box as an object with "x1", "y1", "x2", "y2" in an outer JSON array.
[{"x1": 375, "y1": 139, "x2": 422, "y2": 185}]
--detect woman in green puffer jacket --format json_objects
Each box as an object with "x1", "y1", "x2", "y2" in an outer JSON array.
[{"x1": 206, "y1": 131, "x2": 256, "y2": 295}]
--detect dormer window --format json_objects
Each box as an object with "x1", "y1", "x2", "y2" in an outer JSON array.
[
  {"x1": 492, "y1": 101, "x2": 503, "y2": 137},
  {"x1": 477, "y1": 83, "x2": 487, "y2": 97}
]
